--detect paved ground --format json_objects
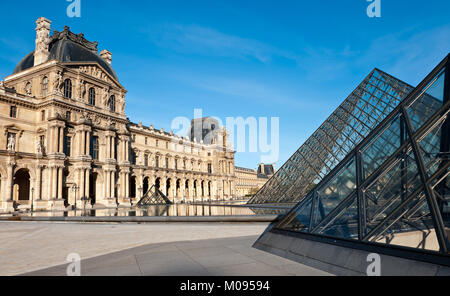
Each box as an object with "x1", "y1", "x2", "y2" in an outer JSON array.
[
  {"x1": 23, "y1": 235, "x2": 331, "y2": 276},
  {"x1": 0, "y1": 221, "x2": 330, "y2": 276}
]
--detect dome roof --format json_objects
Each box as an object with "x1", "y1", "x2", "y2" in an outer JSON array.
[{"x1": 14, "y1": 26, "x2": 119, "y2": 81}]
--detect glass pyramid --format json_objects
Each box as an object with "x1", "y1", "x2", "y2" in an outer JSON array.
[
  {"x1": 271, "y1": 54, "x2": 450, "y2": 256},
  {"x1": 249, "y1": 69, "x2": 413, "y2": 205}
]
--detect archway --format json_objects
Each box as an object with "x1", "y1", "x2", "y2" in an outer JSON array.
[
  {"x1": 155, "y1": 178, "x2": 161, "y2": 191},
  {"x1": 166, "y1": 179, "x2": 171, "y2": 197},
  {"x1": 89, "y1": 172, "x2": 98, "y2": 205},
  {"x1": 201, "y1": 181, "x2": 205, "y2": 197},
  {"x1": 130, "y1": 176, "x2": 136, "y2": 198},
  {"x1": 143, "y1": 177, "x2": 149, "y2": 195},
  {"x1": 193, "y1": 180, "x2": 198, "y2": 197},
  {"x1": 176, "y1": 179, "x2": 181, "y2": 198},
  {"x1": 13, "y1": 169, "x2": 30, "y2": 203},
  {"x1": 185, "y1": 180, "x2": 189, "y2": 197}
]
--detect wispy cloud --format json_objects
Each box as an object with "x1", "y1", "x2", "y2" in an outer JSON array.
[
  {"x1": 146, "y1": 23, "x2": 300, "y2": 64},
  {"x1": 357, "y1": 25, "x2": 450, "y2": 84}
]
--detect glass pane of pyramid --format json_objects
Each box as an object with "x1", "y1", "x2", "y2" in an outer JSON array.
[
  {"x1": 367, "y1": 194, "x2": 440, "y2": 252},
  {"x1": 313, "y1": 194, "x2": 359, "y2": 240},
  {"x1": 270, "y1": 58, "x2": 449, "y2": 256},
  {"x1": 407, "y1": 69, "x2": 445, "y2": 132},
  {"x1": 249, "y1": 69, "x2": 413, "y2": 204}
]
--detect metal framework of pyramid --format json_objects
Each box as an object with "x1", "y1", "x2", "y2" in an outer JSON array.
[
  {"x1": 258, "y1": 54, "x2": 450, "y2": 261},
  {"x1": 137, "y1": 185, "x2": 173, "y2": 207},
  {"x1": 248, "y1": 69, "x2": 413, "y2": 205}
]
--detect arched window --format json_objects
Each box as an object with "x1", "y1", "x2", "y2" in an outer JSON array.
[
  {"x1": 109, "y1": 95, "x2": 115, "y2": 112},
  {"x1": 63, "y1": 79, "x2": 72, "y2": 98},
  {"x1": 42, "y1": 77, "x2": 48, "y2": 97},
  {"x1": 88, "y1": 88, "x2": 96, "y2": 106}
]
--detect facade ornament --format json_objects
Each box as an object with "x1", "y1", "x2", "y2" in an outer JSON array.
[
  {"x1": 37, "y1": 140, "x2": 43, "y2": 154},
  {"x1": 79, "y1": 79, "x2": 86, "y2": 100},
  {"x1": 53, "y1": 70, "x2": 63, "y2": 93},
  {"x1": 7, "y1": 134, "x2": 15, "y2": 152}
]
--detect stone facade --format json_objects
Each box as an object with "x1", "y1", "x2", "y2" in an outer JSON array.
[
  {"x1": 235, "y1": 164, "x2": 275, "y2": 198},
  {"x1": 0, "y1": 18, "x2": 236, "y2": 212}
]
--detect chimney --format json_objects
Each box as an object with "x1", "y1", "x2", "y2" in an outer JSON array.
[
  {"x1": 100, "y1": 50, "x2": 112, "y2": 64},
  {"x1": 259, "y1": 163, "x2": 265, "y2": 175},
  {"x1": 34, "y1": 17, "x2": 52, "y2": 66}
]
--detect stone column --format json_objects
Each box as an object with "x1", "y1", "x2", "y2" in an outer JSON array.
[
  {"x1": 110, "y1": 171, "x2": 116, "y2": 200},
  {"x1": 57, "y1": 167, "x2": 63, "y2": 200},
  {"x1": 105, "y1": 170, "x2": 111, "y2": 199},
  {"x1": 79, "y1": 169, "x2": 85, "y2": 199},
  {"x1": 85, "y1": 169, "x2": 90, "y2": 200},
  {"x1": 36, "y1": 166, "x2": 42, "y2": 200},
  {"x1": 5, "y1": 162, "x2": 14, "y2": 202},
  {"x1": 59, "y1": 127, "x2": 64, "y2": 153},
  {"x1": 51, "y1": 167, "x2": 57, "y2": 199}
]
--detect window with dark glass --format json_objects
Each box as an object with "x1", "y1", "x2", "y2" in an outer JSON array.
[
  {"x1": 165, "y1": 157, "x2": 169, "y2": 169},
  {"x1": 175, "y1": 159, "x2": 178, "y2": 170},
  {"x1": 64, "y1": 136, "x2": 72, "y2": 157},
  {"x1": 156, "y1": 155, "x2": 159, "y2": 168},
  {"x1": 41, "y1": 110, "x2": 45, "y2": 121},
  {"x1": 144, "y1": 154, "x2": 149, "y2": 167},
  {"x1": 10, "y1": 106, "x2": 17, "y2": 118},
  {"x1": 109, "y1": 95, "x2": 115, "y2": 112},
  {"x1": 88, "y1": 88, "x2": 96, "y2": 106},
  {"x1": 42, "y1": 77, "x2": 48, "y2": 97},
  {"x1": 130, "y1": 150, "x2": 137, "y2": 165},
  {"x1": 90, "y1": 136, "x2": 99, "y2": 160},
  {"x1": 208, "y1": 163, "x2": 212, "y2": 174},
  {"x1": 63, "y1": 79, "x2": 72, "y2": 98}
]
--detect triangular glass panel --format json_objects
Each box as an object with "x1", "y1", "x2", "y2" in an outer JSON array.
[
  {"x1": 249, "y1": 69, "x2": 412, "y2": 204},
  {"x1": 366, "y1": 193, "x2": 440, "y2": 252}
]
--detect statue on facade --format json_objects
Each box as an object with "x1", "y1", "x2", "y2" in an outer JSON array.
[
  {"x1": 79, "y1": 79, "x2": 86, "y2": 100},
  {"x1": 7, "y1": 134, "x2": 15, "y2": 152},
  {"x1": 102, "y1": 87, "x2": 110, "y2": 106},
  {"x1": 37, "y1": 140, "x2": 43, "y2": 154},
  {"x1": 53, "y1": 71, "x2": 63, "y2": 93}
]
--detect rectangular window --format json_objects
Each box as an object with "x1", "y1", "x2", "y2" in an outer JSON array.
[
  {"x1": 66, "y1": 111, "x2": 71, "y2": 121},
  {"x1": 144, "y1": 154, "x2": 149, "y2": 167},
  {"x1": 91, "y1": 136, "x2": 99, "y2": 160},
  {"x1": 65, "y1": 136, "x2": 72, "y2": 157},
  {"x1": 156, "y1": 156, "x2": 159, "y2": 168},
  {"x1": 166, "y1": 157, "x2": 169, "y2": 169},
  {"x1": 41, "y1": 110, "x2": 46, "y2": 121},
  {"x1": 145, "y1": 137, "x2": 148, "y2": 145},
  {"x1": 175, "y1": 159, "x2": 178, "y2": 170},
  {"x1": 208, "y1": 163, "x2": 212, "y2": 174},
  {"x1": 10, "y1": 106, "x2": 17, "y2": 118}
]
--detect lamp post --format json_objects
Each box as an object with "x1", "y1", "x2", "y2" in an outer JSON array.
[
  {"x1": 137, "y1": 186, "x2": 142, "y2": 206},
  {"x1": 72, "y1": 184, "x2": 79, "y2": 215},
  {"x1": 30, "y1": 188, "x2": 34, "y2": 215}
]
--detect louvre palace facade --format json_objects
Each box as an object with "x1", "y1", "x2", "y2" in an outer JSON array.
[{"x1": 0, "y1": 17, "x2": 237, "y2": 212}]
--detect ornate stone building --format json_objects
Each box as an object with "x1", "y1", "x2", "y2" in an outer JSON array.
[
  {"x1": 235, "y1": 164, "x2": 275, "y2": 198},
  {"x1": 0, "y1": 18, "x2": 236, "y2": 212}
]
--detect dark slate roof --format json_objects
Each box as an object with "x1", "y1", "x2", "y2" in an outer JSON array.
[{"x1": 14, "y1": 26, "x2": 119, "y2": 81}]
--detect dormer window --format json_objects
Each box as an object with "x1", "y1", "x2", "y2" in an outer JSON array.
[
  {"x1": 88, "y1": 88, "x2": 96, "y2": 106},
  {"x1": 63, "y1": 79, "x2": 72, "y2": 98},
  {"x1": 10, "y1": 106, "x2": 17, "y2": 118},
  {"x1": 42, "y1": 77, "x2": 48, "y2": 97},
  {"x1": 109, "y1": 95, "x2": 115, "y2": 112},
  {"x1": 25, "y1": 82, "x2": 32, "y2": 95}
]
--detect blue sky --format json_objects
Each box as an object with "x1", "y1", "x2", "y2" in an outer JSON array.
[{"x1": 0, "y1": 0, "x2": 449, "y2": 169}]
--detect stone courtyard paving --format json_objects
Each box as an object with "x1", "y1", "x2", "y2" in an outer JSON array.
[{"x1": 0, "y1": 221, "x2": 330, "y2": 276}]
